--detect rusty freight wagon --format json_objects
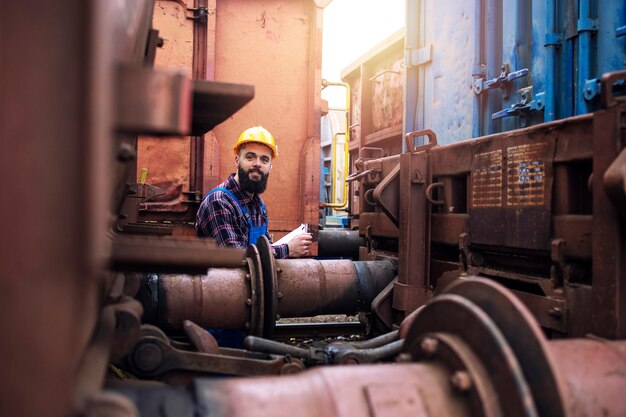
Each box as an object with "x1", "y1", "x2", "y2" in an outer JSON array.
[{"x1": 2, "y1": 1, "x2": 626, "y2": 417}]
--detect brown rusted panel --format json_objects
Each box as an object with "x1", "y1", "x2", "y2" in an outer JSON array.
[
  {"x1": 212, "y1": 0, "x2": 322, "y2": 237},
  {"x1": 592, "y1": 106, "x2": 626, "y2": 338},
  {"x1": 341, "y1": 30, "x2": 404, "y2": 140},
  {"x1": 552, "y1": 215, "x2": 592, "y2": 259},
  {"x1": 359, "y1": 212, "x2": 400, "y2": 239},
  {"x1": 469, "y1": 137, "x2": 555, "y2": 250},
  {"x1": 549, "y1": 340, "x2": 626, "y2": 417},
  {"x1": 138, "y1": 1, "x2": 194, "y2": 222},
  {"x1": 1, "y1": 1, "x2": 155, "y2": 415},
  {"x1": 431, "y1": 214, "x2": 469, "y2": 245},
  {"x1": 509, "y1": 290, "x2": 567, "y2": 333},
  {"x1": 394, "y1": 151, "x2": 432, "y2": 314}
]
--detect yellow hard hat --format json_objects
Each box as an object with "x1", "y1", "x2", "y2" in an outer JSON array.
[{"x1": 233, "y1": 126, "x2": 278, "y2": 158}]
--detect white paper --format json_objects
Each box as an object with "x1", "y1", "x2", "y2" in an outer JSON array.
[{"x1": 274, "y1": 223, "x2": 308, "y2": 245}]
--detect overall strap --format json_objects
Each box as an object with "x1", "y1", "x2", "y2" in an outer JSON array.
[{"x1": 208, "y1": 187, "x2": 247, "y2": 215}]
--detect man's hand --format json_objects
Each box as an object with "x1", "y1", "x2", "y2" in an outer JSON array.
[{"x1": 287, "y1": 233, "x2": 313, "y2": 258}]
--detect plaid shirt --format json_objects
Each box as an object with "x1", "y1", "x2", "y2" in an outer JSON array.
[{"x1": 195, "y1": 174, "x2": 289, "y2": 259}]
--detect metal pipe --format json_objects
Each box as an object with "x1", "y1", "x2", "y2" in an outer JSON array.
[
  {"x1": 403, "y1": 0, "x2": 420, "y2": 150},
  {"x1": 472, "y1": 0, "x2": 484, "y2": 137},
  {"x1": 189, "y1": 0, "x2": 209, "y2": 193},
  {"x1": 576, "y1": 0, "x2": 593, "y2": 115},
  {"x1": 484, "y1": 0, "x2": 502, "y2": 133},
  {"x1": 548, "y1": 339, "x2": 626, "y2": 417},
  {"x1": 141, "y1": 259, "x2": 396, "y2": 331},
  {"x1": 159, "y1": 270, "x2": 251, "y2": 331},
  {"x1": 275, "y1": 259, "x2": 396, "y2": 317},
  {"x1": 317, "y1": 229, "x2": 362, "y2": 259},
  {"x1": 515, "y1": 0, "x2": 530, "y2": 79},
  {"x1": 244, "y1": 336, "x2": 314, "y2": 361},
  {"x1": 348, "y1": 330, "x2": 399, "y2": 349},
  {"x1": 545, "y1": 0, "x2": 558, "y2": 121},
  {"x1": 321, "y1": 80, "x2": 350, "y2": 209}
]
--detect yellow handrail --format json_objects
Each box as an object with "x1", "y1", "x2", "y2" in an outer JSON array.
[{"x1": 321, "y1": 80, "x2": 350, "y2": 209}]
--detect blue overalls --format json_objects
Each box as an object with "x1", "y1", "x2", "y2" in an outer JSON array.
[
  {"x1": 209, "y1": 187, "x2": 268, "y2": 246},
  {"x1": 206, "y1": 187, "x2": 268, "y2": 347}
]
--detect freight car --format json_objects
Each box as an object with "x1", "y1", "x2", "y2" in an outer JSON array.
[{"x1": 1, "y1": 0, "x2": 625, "y2": 417}]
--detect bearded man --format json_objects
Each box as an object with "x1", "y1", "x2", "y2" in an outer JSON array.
[{"x1": 195, "y1": 126, "x2": 312, "y2": 259}]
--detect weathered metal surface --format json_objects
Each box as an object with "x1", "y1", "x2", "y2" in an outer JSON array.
[
  {"x1": 193, "y1": 363, "x2": 466, "y2": 417},
  {"x1": 126, "y1": 324, "x2": 305, "y2": 378},
  {"x1": 160, "y1": 271, "x2": 251, "y2": 331},
  {"x1": 468, "y1": 136, "x2": 555, "y2": 250},
  {"x1": 342, "y1": 30, "x2": 404, "y2": 150},
  {"x1": 142, "y1": 255, "x2": 395, "y2": 333},
  {"x1": 276, "y1": 259, "x2": 395, "y2": 317},
  {"x1": 1, "y1": 0, "x2": 159, "y2": 416},
  {"x1": 394, "y1": 138, "x2": 434, "y2": 315},
  {"x1": 245, "y1": 332, "x2": 402, "y2": 365},
  {"x1": 592, "y1": 100, "x2": 626, "y2": 338},
  {"x1": 550, "y1": 339, "x2": 626, "y2": 417},
  {"x1": 183, "y1": 320, "x2": 219, "y2": 354},
  {"x1": 110, "y1": 234, "x2": 245, "y2": 273},
  {"x1": 115, "y1": 66, "x2": 193, "y2": 136},
  {"x1": 317, "y1": 229, "x2": 362, "y2": 259},
  {"x1": 118, "y1": 278, "x2": 626, "y2": 416}
]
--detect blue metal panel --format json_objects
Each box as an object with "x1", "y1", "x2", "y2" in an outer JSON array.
[{"x1": 400, "y1": 0, "x2": 625, "y2": 143}]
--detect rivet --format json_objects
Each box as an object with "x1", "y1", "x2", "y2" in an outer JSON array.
[
  {"x1": 450, "y1": 370, "x2": 472, "y2": 392},
  {"x1": 277, "y1": 292, "x2": 283, "y2": 299},
  {"x1": 420, "y1": 337, "x2": 439, "y2": 356},
  {"x1": 246, "y1": 298, "x2": 252, "y2": 306},
  {"x1": 245, "y1": 274, "x2": 251, "y2": 280}
]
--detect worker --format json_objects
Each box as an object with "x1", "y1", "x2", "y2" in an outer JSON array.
[{"x1": 196, "y1": 126, "x2": 312, "y2": 258}]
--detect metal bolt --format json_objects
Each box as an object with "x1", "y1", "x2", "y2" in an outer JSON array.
[
  {"x1": 450, "y1": 370, "x2": 473, "y2": 392},
  {"x1": 277, "y1": 292, "x2": 283, "y2": 299},
  {"x1": 419, "y1": 337, "x2": 439, "y2": 356},
  {"x1": 245, "y1": 274, "x2": 251, "y2": 280},
  {"x1": 117, "y1": 143, "x2": 136, "y2": 162},
  {"x1": 246, "y1": 298, "x2": 252, "y2": 306},
  {"x1": 548, "y1": 307, "x2": 562, "y2": 319},
  {"x1": 277, "y1": 268, "x2": 282, "y2": 273},
  {"x1": 134, "y1": 343, "x2": 163, "y2": 372}
]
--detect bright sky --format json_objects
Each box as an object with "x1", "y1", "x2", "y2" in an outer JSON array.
[{"x1": 322, "y1": 0, "x2": 405, "y2": 108}]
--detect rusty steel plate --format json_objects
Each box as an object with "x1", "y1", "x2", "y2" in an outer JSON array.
[
  {"x1": 469, "y1": 139, "x2": 555, "y2": 250},
  {"x1": 444, "y1": 278, "x2": 567, "y2": 417},
  {"x1": 190, "y1": 80, "x2": 254, "y2": 136},
  {"x1": 256, "y1": 236, "x2": 278, "y2": 339}
]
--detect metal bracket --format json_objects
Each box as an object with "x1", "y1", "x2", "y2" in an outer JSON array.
[
  {"x1": 577, "y1": 17, "x2": 598, "y2": 33},
  {"x1": 186, "y1": 6, "x2": 208, "y2": 21},
  {"x1": 583, "y1": 78, "x2": 601, "y2": 101},
  {"x1": 544, "y1": 32, "x2": 561, "y2": 46},
  {"x1": 405, "y1": 45, "x2": 432, "y2": 67},
  {"x1": 492, "y1": 91, "x2": 545, "y2": 120},
  {"x1": 473, "y1": 64, "x2": 529, "y2": 95},
  {"x1": 116, "y1": 65, "x2": 192, "y2": 136}
]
